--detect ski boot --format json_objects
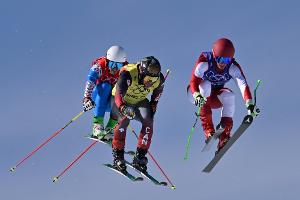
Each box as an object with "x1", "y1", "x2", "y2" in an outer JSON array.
[
  {"x1": 113, "y1": 148, "x2": 127, "y2": 173},
  {"x1": 91, "y1": 123, "x2": 105, "y2": 139},
  {"x1": 215, "y1": 117, "x2": 232, "y2": 154},
  {"x1": 132, "y1": 148, "x2": 148, "y2": 173},
  {"x1": 101, "y1": 127, "x2": 114, "y2": 141},
  {"x1": 207, "y1": 123, "x2": 225, "y2": 143},
  {"x1": 216, "y1": 136, "x2": 230, "y2": 155},
  {"x1": 205, "y1": 131, "x2": 215, "y2": 144},
  {"x1": 201, "y1": 114, "x2": 215, "y2": 144}
]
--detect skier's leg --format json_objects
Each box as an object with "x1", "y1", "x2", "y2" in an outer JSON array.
[
  {"x1": 198, "y1": 81, "x2": 215, "y2": 140},
  {"x1": 111, "y1": 99, "x2": 130, "y2": 150},
  {"x1": 97, "y1": 82, "x2": 117, "y2": 139},
  {"x1": 200, "y1": 102, "x2": 214, "y2": 140},
  {"x1": 199, "y1": 80, "x2": 211, "y2": 98},
  {"x1": 132, "y1": 100, "x2": 153, "y2": 172},
  {"x1": 111, "y1": 97, "x2": 129, "y2": 172},
  {"x1": 93, "y1": 82, "x2": 112, "y2": 116},
  {"x1": 104, "y1": 114, "x2": 118, "y2": 140},
  {"x1": 136, "y1": 100, "x2": 153, "y2": 150},
  {"x1": 218, "y1": 88, "x2": 235, "y2": 118},
  {"x1": 91, "y1": 84, "x2": 105, "y2": 137},
  {"x1": 216, "y1": 88, "x2": 234, "y2": 151}
]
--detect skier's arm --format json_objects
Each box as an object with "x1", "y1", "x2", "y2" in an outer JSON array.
[
  {"x1": 189, "y1": 54, "x2": 208, "y2": 96},
  {"x1": 114, "y1": 71, "x2": 131, "y2": 108},
  {"x1": 229, "y1": 62, "x2": 253, "y2": 105},
  {"x1": 83, "y1": 64, "x2": 102, "y2": 98},
  {"x1": 150, "y1": 73, "x2": 165, "y2": 114}
]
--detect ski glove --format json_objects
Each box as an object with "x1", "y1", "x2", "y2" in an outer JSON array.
[
  {"x1": 246, "y1": 102, "x2": 260, "y2": 117},
  {"x1": 193, "y1": 92, "x2": 207, "y2": 108},
  {"x1": 120, "y1": 105, "x2": 135, "y2": 120},
  {"x1": 83, "y1": 97, "x2": 95, "y2": 112}
]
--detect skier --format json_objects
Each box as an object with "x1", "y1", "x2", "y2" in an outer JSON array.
[
  {"x1": 189, "y1": 38, "x2": 259, "y2": 154},
  {"x1": 82, "y1": 45, "x2": 127, "y2": 140},
  {"x1": 110, "y1": 56, "x2": 165, "y2": 173}
]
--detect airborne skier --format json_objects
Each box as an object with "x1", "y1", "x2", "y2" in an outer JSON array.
[
  {"x1": 189, "y1": 38, "x2": 259, "y2": 154},
  {"x1": 82, "y1": 45, "x2": 127, "y2": 140},
  {"x1": 110, "y1": 56, "x2": 165, "y2": 174}
]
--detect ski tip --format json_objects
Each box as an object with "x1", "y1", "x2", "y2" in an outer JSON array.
[
  {"x1": 135, "y1": 177, "x2": 144, "y2": 181},
  {"x1": 171, "y1": 185, "x2": 176, "y2": 190},
  {"x1": 9, "y1": 167, "x2": 16, "y2": 172},
  {"x1": 202, "y1": 169, "x2": 211, "y2": 173},
  {"x1": 52, "y1": 177, "x2": 59, "y2": 183},
  {"x1": 159, "y1": 182, "x2": 168, "y2": 186}
]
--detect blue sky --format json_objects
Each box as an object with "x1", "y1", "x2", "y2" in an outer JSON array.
[{"x1": 1, "y1": 0, "x2": 300, "y2": 199}]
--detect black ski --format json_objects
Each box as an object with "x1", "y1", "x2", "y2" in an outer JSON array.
[
  {"x1": 125, "y1": 161, "x2": 167, "y2": 186},
  {"x1": 85, "y1": 135, "x2": 135, "y2": 156},
  {"x1": 202, "y1": 115, "x2": 253, "y2": 173},
  {"x1": 103, "y1": 163, "x2": 143, "y2": 182}
]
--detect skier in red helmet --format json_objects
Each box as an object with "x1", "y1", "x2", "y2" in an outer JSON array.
[{"x1": 189, "y1": 38, "x2": 259, "y2": 153}]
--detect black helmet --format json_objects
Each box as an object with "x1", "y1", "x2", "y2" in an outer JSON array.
[{"x1": 139, "y1": 56, "x2": 161, "y2": 77}]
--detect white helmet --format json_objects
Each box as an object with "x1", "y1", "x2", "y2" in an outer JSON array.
[{"x1": 106, "y1": 45, "x2": 127, "y2": 62}]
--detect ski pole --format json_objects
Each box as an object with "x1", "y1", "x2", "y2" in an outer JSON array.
[
  {"x1": 127, "y1": 124, "x2": 176, "y2": 189},
  {"x1": 251, "y1": 79, "x2": 262, "y2": 117},
  {"x1": 126, "y1": 69, "x2": 176, "y2": 189},
  {"x1": 10, "y1": 110, "x2": 85, "y2": 172},
  {"x1": 53, "y1": 116, "x2": 127, "y2": 182},
  {"x1": 254, "y1": 80, "x2": 262, "y2": 106},
  {"x1": 184, "y1": 106, "x2": 201, "y2": 160},
  {"x1": 247, "y1": 80, "x2": 262, "y2": 118},
  {"x1": 163, "y1": 69, "x2": 171, "y2": 83},
  {"x1": 53, "y1": 140, "x2": 98, "y2": 182}
]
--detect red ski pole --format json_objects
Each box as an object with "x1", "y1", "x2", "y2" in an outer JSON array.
[
  {"x1": 10, "y1": 111, "x2": 85, "y2": 172},
  {"x1": 53, "y1": 140, "x2": 98, "y2": 182},
  {"x1": 52, "y1": 116, "x2": 128, "y2": 182},
  {"x1": 128, "y1": 125, "x2": 176, "y2": 189}
]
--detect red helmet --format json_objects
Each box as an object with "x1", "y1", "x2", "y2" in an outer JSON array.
[{"x1": 212, "y1": 38, "x2": 235, "y2": 58}]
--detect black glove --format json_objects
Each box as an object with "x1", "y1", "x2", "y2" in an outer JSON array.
[
  {"x1": 83, "y1": 97, "x2": 95, "y2": 112},
  {"x1": 193, "y1": 92, "x2": 207, "y2": 108},
  {"x1": 246, "y1": 103, "x2": 260, "y2": 117},
  {"x1": 120, "y1": 105, "x2": 135, "y2": 120}
]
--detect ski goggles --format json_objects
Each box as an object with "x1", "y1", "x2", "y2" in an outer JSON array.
[
  {"x1": 108, "y1": 61, "x2": 124, "y2": 70},
  {"x1": 143, "y1": 75, "x2": 159, "y2": 84},
  {"x1": 215, "y1": 57, "x2": 232, "y2": 65}
]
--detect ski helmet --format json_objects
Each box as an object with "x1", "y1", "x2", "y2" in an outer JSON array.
[
  {"x1": 212, "y1": 38, "x2": 235, "y2": 58},
  {"x1": 106, "y1": 45, "x2": 127, "y2": 62},
  {"x1": 139, "y1": 56, "x2": 161, "y2": 77}
]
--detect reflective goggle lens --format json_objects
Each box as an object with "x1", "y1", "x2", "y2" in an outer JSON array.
[
  {"x1": 108, "y1": 61, "x2": 123, "y2": 70},
  {"x1": 216, "y1": 57, "x2": 232, "y2": 65}
]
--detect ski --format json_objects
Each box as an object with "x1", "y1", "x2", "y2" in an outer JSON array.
[
  {"x1": 201, "y1": 124, "x2": 225, "y2": 152},
  {"x1": 85, "y1": 135, "x2": 135, "y2": 156},
  {"x1": 103, "y1": 164, "x2": 143, "y2": 182},
  {"x1": 125, "y1": 160, "x2": 168, "y2": 186},
  {"x1": 202, "y1": 115, "x2": 254, "y2": 173}
]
